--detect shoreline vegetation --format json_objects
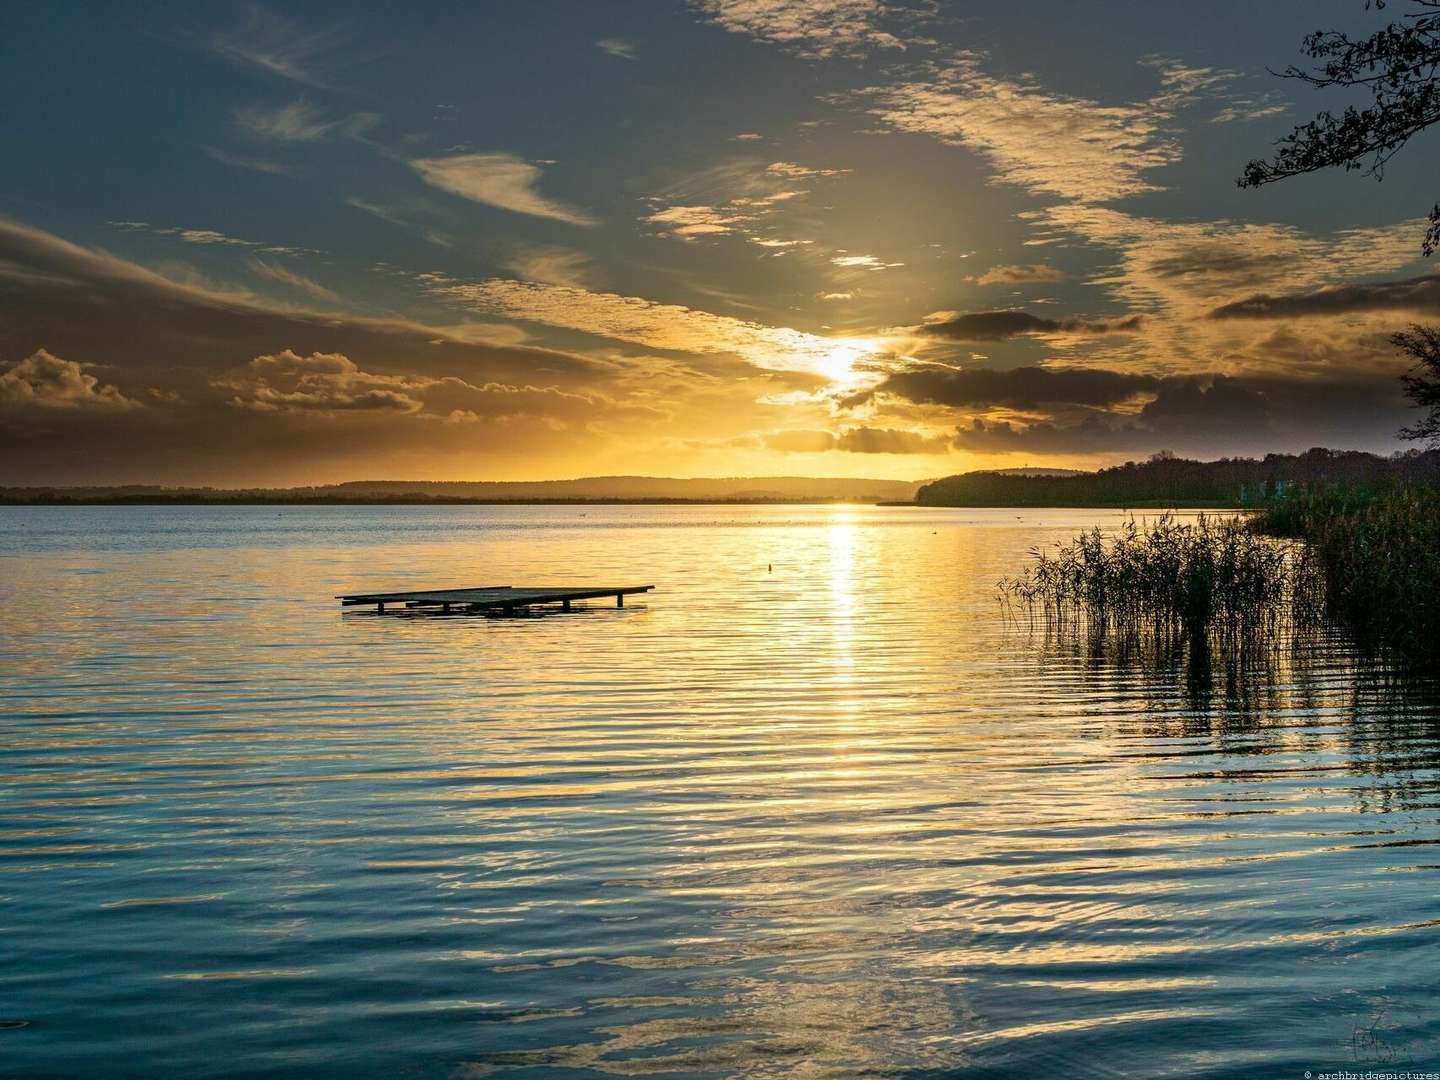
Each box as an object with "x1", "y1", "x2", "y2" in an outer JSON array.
[
  {"x1": 918, "y1": 448, "x2": 1440, "y2": 508},
  {"x1": 1254, "y1": 487, "x2": 1440, "y2": 663},
  {"x1": 1001, "y1": 514, "x2": 1319, "y2": 642},
  {"x1": 1003, "y1": 484, "x2": 1440, "y2": 668}
]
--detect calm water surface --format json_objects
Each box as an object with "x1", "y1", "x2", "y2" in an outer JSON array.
[{"x1": 2, "y1": 505, "x2": 1439, "y2": 1078}]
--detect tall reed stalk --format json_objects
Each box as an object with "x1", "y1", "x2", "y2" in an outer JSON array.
[
  {"x1": 1253, "y1": 487, "x2": 1440, "y2": 663},
  {"x1": 1001, "y1": 515, "x2": 1319, "y2": 642}
]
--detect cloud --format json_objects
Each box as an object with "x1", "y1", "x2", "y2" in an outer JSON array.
[
  {"x1": 216, "y1": 350, "x2": 669, "y2": 430},
  {"x1": 235, "y1": 100, "x2": 379, "y2": 142},
  {"x1": 645, "y1": 204, "x2": 751, "y2": 239},
  {"x1": 409, "y1": 153, "x2": 596, "y2": 226},
  {"x1": 344, "y1": 198, "x2": 454, "y2": 248},
  {"x1": 947, "y1": 376, "x2": 1277, "y2": 454},
  {"x1": 248, "y1": 260, "x2": 339, "y2": 302},
  {"x1": 109, "y1": 220, "x2": 317, "y2": 256},
  {"x1": 1, "y1": 218, "x2": 735, "y2": 483},
  {"x1": 203, "y1": 147, "x2": 293, "y2": 176},
  {"x1": 853, "y1": 362, "x2": 1413, "y2": 458},
  {"x1": 857, "y1": 364, "x2": 1160, "y2": 409},
  {"x1": 763, "y1": 428, "x2": 836, "y2": 452},
  {"x1": 765, "y1": 161, "x2": 848, "y2": 179},
  {"x1": 854, "y1": 53, "x2": 1287, "y2": 206},
  {"x1": 0, "y1": 217, "x2": 602, "y2": 392},
  {"x1": 596, "y1": 37, "x2": 636, "y2": 60},
  {"x1": 832, "y1": 253, "x2": 903, "y2": 270},
  {"x1": 1022, "y1": 205, "x2": 1429, "y2": 381},
  {"x1": 643, "y1": 159, "x2": 843, "y2": 249},
  {"x1": 835, "y1": 426, "x2": 949, "y2": 453},
  {"x1": 1143, "y1": 56, "x2": 1288, "y2": 124},
  {"x1": 692, "y1": 0, "x2": 909, "y2": 58},
  {"x1": 220, "y1": 350, "x2": 423, "y2": 412},
  {"x1": 920, "y1": 310, "x2": 1143, "y2": 342},
  {"x1": 1036, "y1": 206, "x2": 1424, "y2": 321},
  {"x1": 1207, "y1": 274, "x2": 1440, "y2": 321},
  {"x1": 1209, "y1": 99, "x2": 1288, "y2": 124},
  {"x1": 969, "y1": 264, "x2": 1065, "y2": 287},
  {"x1": 855, "y1": 55, "x2": 1180, "y2": 202},
  {"x1": 211, "y1": 7, "x2": 337, "y2": 86},
  {"x1": 0, "y1": 349, "x2": 139, "y2": 410},
  {"x1": 762, "y1": 425, "x2": 948, "y2": 453},
  {"x1": 506, "y1": 246, "x2": 593, "y2": 288},
  {"x1": 431, "y1": 277, "x2": 882, "y2": 377}
]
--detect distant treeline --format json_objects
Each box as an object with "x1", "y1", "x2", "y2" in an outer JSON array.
[
  {"x1": 917, "y1": 449, "x2": 1440, "y2": 507},
  {"x1": 0, "y1": 474, "x2": 919, "y2": 506},
  {"x1": 0, "y1": 492, "x2": 885, "y2": 507}
]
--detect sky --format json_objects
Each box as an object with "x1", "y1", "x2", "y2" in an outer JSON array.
[{"x1": 4, "y1": 0, "x2": 1440, "y2": 486}]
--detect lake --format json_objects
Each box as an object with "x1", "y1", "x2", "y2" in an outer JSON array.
[{"x1": 2, "y1": 505, "x2": 1438, "y2": 1078}]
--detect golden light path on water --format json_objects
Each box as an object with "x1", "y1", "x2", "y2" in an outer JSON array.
[{"x1": 2, "y1": 504, "x2": 1439, "y2": 1078}]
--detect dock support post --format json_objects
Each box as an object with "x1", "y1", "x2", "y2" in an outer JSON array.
[
  {"x1": 616, "y1": 593, "x2": 624, "y2": 608},
  {"x1": 563, "y1": 599, "x2": 571, "y2": 612},
  {"x1": 377, "y1": 601, "x2": 385, "y2": 614},
  {"x1": 442, "y1": 602, "x2": 451, "y2": 614}
]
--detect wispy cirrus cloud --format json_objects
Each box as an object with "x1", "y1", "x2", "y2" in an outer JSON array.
[
  {"x1": 831, "y1": 253, "x2": 903, "y2": 270},
  {"x1": 431, "y1": 278, "x2": 879, "y2": 378},
  {"x1": 409, "y1": 153, "x2": 597, "y2": 226},
  {"x1": 235, "y1": 100, "x2": 379, "y2": 142},
  {"x1": 211, "y1": 7, "x2": 339, "y2": 86},
  {"x1": 506, "y1": 246, "x2": 594, "y2": 288},
  {"x1": 854, "y1": 55, "x2": 1180, "y2": 202},
  {"x1": 203, "y1": 146, "x2": 293, "y2": 176},
  {"x1": 644, "y1": 159, "x2": 844, "y2": 249},
  {"x1": 1036, "y1": 205, "x2": 1426, "y2": 321},
  {"x1": 1143, "y1": 56, "x2": 1288, "y2": 124},
  {"x1": 247, "y1": 259, "x2": 339, "y2": 302},
  {"x1": 691, "y1": 0, "x2": 911, "y2": 59},
  {"x1": 595, "y1": 37, "x2": 636, "y2": 60},
  {"x1": 109, "y1": 220, "x2": 318, "y2": 256}
]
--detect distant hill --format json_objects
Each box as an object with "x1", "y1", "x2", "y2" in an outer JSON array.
[
  {"x1": 916, "y1": 450, "x2": 1440, "y2": 508},
  {"x1": 0, "y1": 475, "x2": 925, "y2": 505}
]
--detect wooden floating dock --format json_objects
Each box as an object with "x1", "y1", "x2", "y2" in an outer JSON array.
[{"x1": 336, "y1": 584, "x2": 654, "y2": 615}]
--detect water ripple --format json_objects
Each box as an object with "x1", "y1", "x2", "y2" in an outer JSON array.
[{"x1": 2, "y1": 505, "x2": 1438, "y2": 1077}]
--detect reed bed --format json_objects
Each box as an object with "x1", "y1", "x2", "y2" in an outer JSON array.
[
  {"x1": 1001, "y1": 515, "x2": 1320, "y2": 642},
  {"x1": 1253, "y1": 487, "x2": 1440, "y2": 664}
]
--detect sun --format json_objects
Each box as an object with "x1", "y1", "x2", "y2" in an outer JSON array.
[{"x1": 817, "y1": 338, "x2": 881, "y2": 388}]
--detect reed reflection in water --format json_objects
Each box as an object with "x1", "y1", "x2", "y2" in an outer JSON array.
[{"x1": 1, "y1": 505, "x2": 1438, "y2": 1078}]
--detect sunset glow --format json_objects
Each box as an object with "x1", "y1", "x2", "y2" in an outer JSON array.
[{"x1": 2, "y1": 2, "x2": 1437, "y2": 488}]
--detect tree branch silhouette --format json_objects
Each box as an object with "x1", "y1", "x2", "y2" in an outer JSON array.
[{"x1": 1239, "y1": 0, "x2": 1440, "y2": 254}]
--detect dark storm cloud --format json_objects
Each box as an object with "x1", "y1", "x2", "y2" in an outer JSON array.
[
  {"x1": 1206, "y1": 273, "x2": 1440, "y2": 320},
  {"x1": 854, "y1": 364, "x2": 1161, "y2": 410},
  {"x1": 947, "y1": 374, "x2": 1410, "y2": 456},
  {"x1": 921, "y1": 310, "x2": 1144, "y2": 342}
]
